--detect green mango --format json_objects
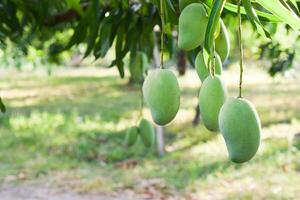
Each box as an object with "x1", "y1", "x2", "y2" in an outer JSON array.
[
  {"x1": 178, "y1": 3, "x2": 208, "y2": 51},
  {"x1": 125, "y1": 126, "x2": 139, "y2": 147},
  {"x1": 215, "y1": 20, "x2": 230, "y2": 62},
  {"x1": 129, "y1": 52, "x2": 149, "y2": 82},
  {"x1": 143, "y1": 69, "x2": 180, "y2": 125},
  {"x1": 199, "y1": 75, "x2": 227, "y2": 131},
  {"x1": 219, "y1": 97, "x2": 261, "y2": 163},
  {"x1": 195, "y1": 50, "x2": 222, "y2": 82},
  {"x1": 139, "y1": 118, "x2": 155, "y2": 147}
]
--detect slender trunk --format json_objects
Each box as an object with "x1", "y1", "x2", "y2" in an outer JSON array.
[
  {"x1": 193, "y1": 105, "x2": 200, "y2": 126},
  {"x1": 177, "y1": 50, "x2": 187, "y2": 76},
  {"x1": 156, "y1": 126, "x2": 165, "y2": 156},
  {"x1": 193, "y1": 87, "x2": 201, "y2": 126},
  {"x1": 153, "y1": 32, "x2": 165, "y2": 156}
]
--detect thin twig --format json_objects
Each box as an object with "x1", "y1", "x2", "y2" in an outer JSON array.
[
  {"x1": 139, "y1": 81, "x2": 144, "y2": 120},
  {"x1": 159, "y1": 0, "x2": 165, "y2": 69},
  {"x1": 208, "y1": 41, "x2": 216, "y2": 77},
  {"x1": 237, "y1": 0, "x2": 244, "y2": 98}
]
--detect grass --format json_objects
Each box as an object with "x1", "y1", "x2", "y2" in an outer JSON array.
[{"x1": 0, "y1": 66, "x2": 300, "y2": 199}]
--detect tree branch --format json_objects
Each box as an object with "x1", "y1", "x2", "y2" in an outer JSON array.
[
  {"x1": 44, "y1": 2, "x2": 90, "y2": 27},
  {"x1": 44, "y1": 9, "x2": 80, "y2": 26}
]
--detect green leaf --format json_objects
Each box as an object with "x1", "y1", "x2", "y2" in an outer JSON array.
[
  {"x1": 256, "y1": 0, "x2": 300, "y2": 31},
  {"x1": 83, "y1": 0, "x2": 102, "y2": 58},
  {"x1": 224, "y1": 2, "x2": 280, "y2": 22},
  {"x1": 242, "y1": 0, "x2": 271, "y2": 38},
  {"x1": 108, "y1": 59, "x2": 125, "y2": 78},
  {"x1": 115, "y1": 25, "x2": 125, "y2": 59},
  {"x1": 165, "y1": 33, "x2": 175, "y2": 58},
  {"x1": 281, "y1": 0, "x2": 299, "y2": 13},
  {"x1": 163, "y1": 0, "x2": 178, "y2": 25},
  {"x1": 66, "y1": 0, "x2": 83, "y2": 15},
  {"x1": 65, "y1": 14, "x2": 89, "y2": 51},
  {"x1": 0, "y1": 97, "x2": 6, "y2": 113},
  {"x1": 150, "y1": 0, "x2": 159, "y2": 7},
  {"x1": 204, "y1": 0, "x2": 226, "y2": 52},
  {"x1": 116, "y1": 60, "x2": 125, "y2": 78},
  {"x1": 286, "y1": 0, "x2": 299, "y2": 13},
  {"x1": 93, "y1": 22, "x2": 112, "y2": 59}
]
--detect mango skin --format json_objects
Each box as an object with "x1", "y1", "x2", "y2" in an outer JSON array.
[
  {"x1": 143, "y1": 69, "x2": 180, "y2": 125},
  {"x1": 139, "y1": 119, "x2": 155, "y2": 147},
  {"x1": 215, "y1": 20, "x2": 230, "y2": 62},
  {"x1": 199, "y1": 75, "x2": 227, "y2": 132},
  {"x1": 178, "y1": 3, "x2": 208, "y2": 51},
  {"x1": 219, "y1": 97, "x2": 261, "y2": 163},
  {"x1": 195, "y1": 51, "x2": 222, "y2": 82},
  {"x1": 125, "y1": 126, "x2": 139, "y2": 147}
]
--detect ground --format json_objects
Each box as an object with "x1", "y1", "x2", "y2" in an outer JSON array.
[{"x1": 0, "y1": 65, "x2": 300, "y2": 200}]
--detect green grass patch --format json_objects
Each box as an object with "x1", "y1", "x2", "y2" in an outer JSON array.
[{"x1": 0, "y1": 69, "x2": 299, "y2": 198}]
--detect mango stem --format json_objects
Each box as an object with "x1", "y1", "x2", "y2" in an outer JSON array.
[
  {"x1": 237, "y1": 0, "x2": 244, "y2": 98},
  {"x1": 209, "y1": 42, "x2": 216, "y2": 77},
  {"x1": 160, "y1": 0, "x2": 165, "y2": 69}
]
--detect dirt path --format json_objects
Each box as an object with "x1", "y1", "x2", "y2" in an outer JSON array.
[
  {"x1": 0, "y1": 178, "x2": 182, "y2": 200},
  {"x1": 0, "y1": 187, "x2": 113, "y2": 200},
  {"x1": 0, "y1": 181, "x2": 137, "y2": 200}
]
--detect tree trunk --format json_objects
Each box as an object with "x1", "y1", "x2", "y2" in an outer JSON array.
[
  {"x1": 156, "y1": 126, "x2": 165, "y2": 156},
  {"x1": 193, "y1": 105, "x2": 200, "y2": 126},
  {"x1": 177, "y1": 50, "x2": 187, "y2": 76},
  {"x1": 153, "y1": 32, "x2": 165, "y2": 156}
]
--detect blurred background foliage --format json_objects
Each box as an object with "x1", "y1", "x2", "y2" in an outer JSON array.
[{"x1": 0, "y1": 0, "x2": 300, "y2": 78}]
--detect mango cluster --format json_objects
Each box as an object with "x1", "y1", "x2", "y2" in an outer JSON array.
[
  {"x1": 125, "y1": 118, "x2": 155, "y2": 148},
  {"x1": 140, "y1": 1, "x2": 262, "y2": 163},
  {"x1": 178, "y1": 1, "x2": 261, "y2": 163},
  {"x1": 178, "y1": 2, "x2": 230, "y2": 61}
]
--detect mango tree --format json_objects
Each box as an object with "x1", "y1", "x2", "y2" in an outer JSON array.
[{"x1": 0, "y1": 0, "x2": 300, "y2": 160}]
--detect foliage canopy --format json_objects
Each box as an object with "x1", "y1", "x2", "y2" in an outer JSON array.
[{"x1": 0, "y1": 0, "x2": 300, "y2": 78}]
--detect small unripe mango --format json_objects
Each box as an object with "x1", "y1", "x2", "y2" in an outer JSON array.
[
  {"x1": 129, "y1": 52, "x2": 149, "y2": 82},
  {"x1": 125, "y1": 126, "x2": 139, "y2": 147},
  {"x1": 219, "y1": 97, "x2": 261, "y2": 163},
  {"x1": 178, "y1": 3, "x2": 208, "y2": 51},
  {"x1": 215, "y1": 20, "x2": 230, "y2": 62},
  {"x1": 199, "y1": 75, "x2": 227, "y2": 131},
  {"x1": 143, "y1": 69, "x2": 180, "y2": 125},
  {"x1": 139, "y1": 119, "x2": 155, "y2": 147},
  {"x1": 195, "y1": 51, "x2": 222, "y2": 82}
]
